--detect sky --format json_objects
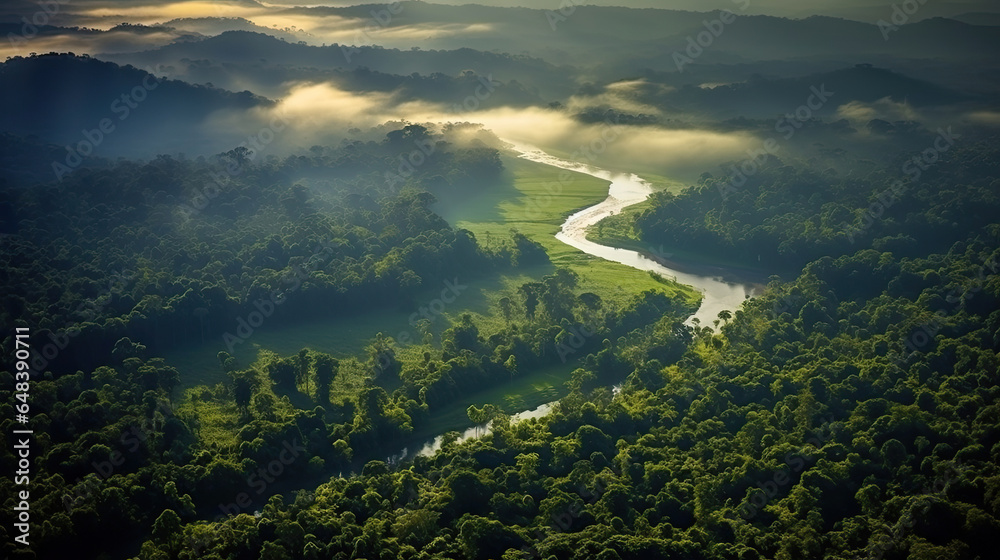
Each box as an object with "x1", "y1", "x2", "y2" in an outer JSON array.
[
  {"x1": 2, "y1": 0, "x2": 998, "y2": 29},
  {"x1": 401, "y1": 0, "x2": 999, "y2": 19}
]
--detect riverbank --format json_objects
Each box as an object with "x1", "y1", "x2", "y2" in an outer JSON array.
[
  {"x1": 587, "y1": 199, "x2": 777, "y2": 285},
  {"x1": 509, "y1": 144, "x2": 765, "y2": 327},
  {"x1": 440, "y1": 155, "x2": 702, "y2": 309}
]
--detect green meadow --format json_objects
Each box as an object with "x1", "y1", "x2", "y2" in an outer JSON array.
[{"x1": 437, "y1": 155, "x2": 700, "y2": 308}]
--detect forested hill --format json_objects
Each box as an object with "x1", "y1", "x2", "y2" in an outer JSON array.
[
  {"x1": 0, "y1": 123, "x2": 701, "y2": 558},
  {"x1": 102, "y1": 30, "x2": 575, "y2": 99},
  {"x1": 659, "y1": 65, "x2": 967, "y2": 119},
  {"x1": 0, "y1": 125, "x2": 515, "y2": 374},
  {"x1": 627, "y1": 133, "x2": 1000, "y2": 271},
  {"x1": 0, "y1": 54, "x2": 269, "y2": 156},
  {"x1": 278, "y1": 3, "x2": 1000, "y2": 64},
  {"x1": 161, "y1": 126, "x2": 999, "y2": 560}
]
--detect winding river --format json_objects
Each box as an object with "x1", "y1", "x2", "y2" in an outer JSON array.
[
  {"x1": 509, "y1": 142, "x2": 763, "y2": 327},
  {"x1": 389, "y1": 144, "x2": 765, "y2": 461}
]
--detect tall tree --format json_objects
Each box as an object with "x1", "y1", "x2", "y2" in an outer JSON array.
[{"x1": 314, "y1": 354, "x2": 339, "y2": 406}]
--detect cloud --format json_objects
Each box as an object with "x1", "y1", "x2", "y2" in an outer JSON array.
[
  {"x1": 565, "y1": 79, "x2": 672, "y2": 117},
  {"x1": 966, "y1": 111, "x2": 1000, "y2": 127},
  {"x1": 0, "y1": 28, "x2": 189, "y2": 59},
  {"x1": 0, "y1": 1, "x2": 279, "y2": 36},
  {"x1": 610, "y1": 127, "x2": 756, "y2": 175},
  {"x1": 198, "y1": 81, "x2": 447, "y2": 153},
  {"x1": 76, "y1": 1, "x2": 268, "y2": 25},
  {"x1": 836, "y1": 97, "x2": 921, "y2": 127},
  {"x1": 446, "y1": 105, "x2": 756, "y2": 179},
  {"x1": 247, "y1": 13, "x2": 498, "y2": 48},
  {"x1": 191, "y1": 79, "x2": 757, "y2": 182}
]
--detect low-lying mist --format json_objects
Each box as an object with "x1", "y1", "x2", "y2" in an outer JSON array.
[{"x1": 201, "y1": 81, "x2": 761, "y2": 182}]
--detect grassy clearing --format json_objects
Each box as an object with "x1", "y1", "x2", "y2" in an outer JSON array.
[
  {"x1": 586, "y1": 198, "x2": 656, "y2": 252},
  {"x1": 449, "y1": 156, "x2": 700, "y2": 308},
  {"x1": 176, "y1": 387, "x2": 242, "y2": 455}
]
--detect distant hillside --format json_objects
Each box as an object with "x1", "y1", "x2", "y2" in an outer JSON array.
[
  {"x1": 276, "y1": 2, "x2": 719, "y2": 68},
  {"x1": 159, "y1": 17, "x2": 309, "y2": 43},
  {"x1": 100, "y1": 30, "x2": 577, "y2": 99},
  {"x1": 949, "y1": 12, "x2": 1000, "y2": 26},
  {"x1": 102, "y1": 47, "x2": 545, "y2": 106},
  {"x1": 659, "y1": 65, "x2": 967, "y2": 120},
  {"x1": 272, "y1": 3, "x2": 1000, "y2": 70},
  {"x1": 282, "y1": 2, "x2": 715, "y2": 42},
  {"x1": 0, "y1": 54, "x2": 270, "y2": 158},
  {"x1": 0, "y1": 22, "x2": 205, "y2": 54},
  {"x1": 617, "y1": 15, "x2": 1000, "y2": 73},
  {"x1": 0, "y1": 23, "x2": 100, "y2": 40}
]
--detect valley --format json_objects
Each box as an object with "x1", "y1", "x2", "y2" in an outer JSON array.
[{"x1": 2, "y1": 2, "x2": 999, "y2": 559}]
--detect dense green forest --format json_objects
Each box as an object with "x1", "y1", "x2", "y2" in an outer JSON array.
[
  {"x1": 625, "y1": 131, "x2": 999, "y2": 272},
  {"x1": 1, "y1": 128, "x2": 998, "y2": 559},
  {"x1": 0, "y1": 122, "x2": 696, "y2": 558},
  {"x1": 0, "y1": 124, "x2": 520, "y2": 370},
  {"x1": 3, "y1": 0, "x2": 1000, "y2": 557}
]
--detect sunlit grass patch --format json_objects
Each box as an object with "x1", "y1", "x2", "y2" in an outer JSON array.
[
  {"x1": 328, "y1": 356, "x2": 378, "y2": 405},
  {"x1": 455, "y1": 156, "x2": 700, "y2": 308},
  {"x1": 177, "y1": 386, "x2": 242, "y2": 455}
]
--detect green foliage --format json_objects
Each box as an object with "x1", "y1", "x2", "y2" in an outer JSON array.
[
  {"x1": 630, "y1": 136, "x2": 1000, "y2": 271},
  {"x1": 112, "y1": 139, "x2": 1000, "y2": 560},
  {"x1": 0, "y1": 131, "x2": 517, "y2": 375},
  {"x1": 1, "y1": 130, "x2": 998, "y2": 560}
]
